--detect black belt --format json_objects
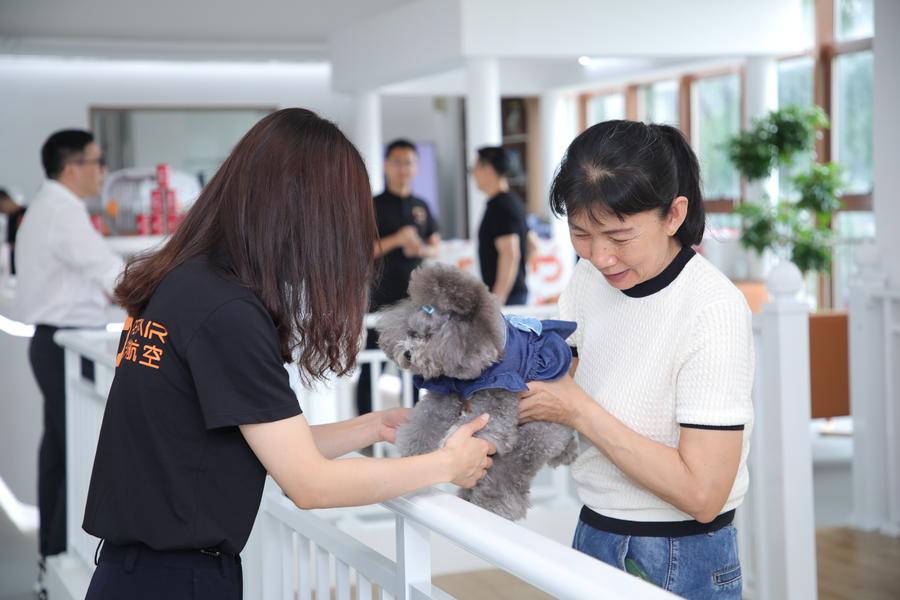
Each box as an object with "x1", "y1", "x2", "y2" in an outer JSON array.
[
  {"x1": 95, "y1": 540, "x2": 239, "y2": 573},
  {"x1": 579, "y1": 505, "x2": 735, "y2": 538}
]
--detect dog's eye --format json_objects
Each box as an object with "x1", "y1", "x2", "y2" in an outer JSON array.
[{"x1": 407, "y1": 329, "x2": 420, "y2": 339}]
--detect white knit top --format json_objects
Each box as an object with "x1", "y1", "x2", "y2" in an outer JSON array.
[{"x1": 560, "y1": 250, "x2": 755, "y2": 523}]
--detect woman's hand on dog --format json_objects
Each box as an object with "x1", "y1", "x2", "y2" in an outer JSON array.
[
  {"x1": 441, "y1": 414, "x2": 497, "y2": 488},
  {"x1": 375, "y1": 407, "x2": 413, "y2": 444},
  {"x1": 519, "y1": 374, "x2": 589, "y2": 428}
]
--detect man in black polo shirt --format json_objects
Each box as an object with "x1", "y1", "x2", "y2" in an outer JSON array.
[
  {"x1": 472, "y1": 146, "x2": 530, "y2": 306},
  {"x1": 357, "y1": 139, "x2": 439, "y2": 415}
]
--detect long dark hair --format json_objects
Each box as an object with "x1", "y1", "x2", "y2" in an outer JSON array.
[
  {"x1": 549, "y1": 120, "x2": 705, "y2": 246},
  {"x1": 114, "y1": 108, "x2": 376, "y2": 382}
]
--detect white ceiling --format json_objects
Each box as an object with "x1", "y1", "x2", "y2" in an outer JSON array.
[{"x1": 0, "y1": 0, "x2": 413, "y2": 60}]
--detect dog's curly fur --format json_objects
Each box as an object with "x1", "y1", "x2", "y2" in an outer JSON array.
[{"x1": 376, "y1": 264, "x2": 578, "y2": 520}]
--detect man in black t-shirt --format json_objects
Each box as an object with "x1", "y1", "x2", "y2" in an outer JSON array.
[
  {"x1": 0, "y1": 188, "x2": 25, "y2": 275},
  {"x1": 357, "y1": 139, "x2": 440, "y2": 415},
  {"x1": 472, "y1": 146, "x2": 529, "y2": 306}
]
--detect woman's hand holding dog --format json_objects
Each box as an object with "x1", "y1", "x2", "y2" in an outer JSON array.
[
  {"x1": 441, "y1": 414, "x2": 497, "y2": 488},
  {"x1": 519, "y1": 374, "x2": 591, "y2": 429},
  {"x1": 375, "y1": 407, "x2": 413, "y2": 444}
]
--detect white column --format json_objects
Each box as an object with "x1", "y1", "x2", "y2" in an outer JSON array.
[
  {"x1": 354, "y1": 91, "x2": 384, "y2": 194},
  {"x1": 539, "y1": 89, "x2": 577, "y2": 286},
  {"x1": 848, "y1": 242, "x2": 890, "y2": 531},
  {"x1": 465, "y1": 57, "x2": 502, "y2": 239},
  {"x1": 874, "y1": 0, "x2": 900, "y2": 287},
  {"x1": 744, "y1": 56, "x2": 779, "y2": 204},
  {"x1": 752, "y1": 262, "x2": 818, "y2": 600}
]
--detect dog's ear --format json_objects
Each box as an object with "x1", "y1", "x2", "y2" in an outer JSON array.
[{"x1": 373, "y1": 298, "x2": 415, "y2": 357}]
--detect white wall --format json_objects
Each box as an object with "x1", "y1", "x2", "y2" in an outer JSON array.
[
  {"x1": 0, "y1": 57, "x2": 355, "y2": 201},
  {"x1": 381, "y1": 95, "x2": 467, "y2": 238}
]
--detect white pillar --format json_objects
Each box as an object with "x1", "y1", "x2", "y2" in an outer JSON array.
[
  {"x1": 354, "y1": 91, "x2": 384, "y2": 194},
  {"x1": 744, "y1": 56, "x2": 779, "y2": 204},
  {"x1": 874, "y1": 0, "x2": 900, "y2": 287},
  {"x1": 848, "y1": 242, "x2": 890, "y2": 531},
  {"x1": 465, "y1": 57, "x2": 502, "y2": 239},
  {"x1": 539, "y1": 89, "x2": 577, "y2": 285},
  {"x1": 752, "y1": 262, "x2": 818, "y2": 600}
]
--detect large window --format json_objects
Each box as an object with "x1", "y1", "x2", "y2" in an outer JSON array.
[
  {"x1": 692, "y1": 74, "x2": 741, "y2": 200},
  {"x1": 833, "y1": 50, "x2": 873, "y2": 195},
  {"x1": 777, "y1": 57, "x2": 815, "y2": 198},
  {"x1": 637, "y1": 80, "x2": 679, "y2": 127},
  {"x1": 572, "y1": 0, "x2": 874, "y2": 307},
  {"x1": 585, "y1": 93, "x2": 625, "y2": 126},
  {"x1": 836, "y1": 0, "x2": 873, "y2": 41}
]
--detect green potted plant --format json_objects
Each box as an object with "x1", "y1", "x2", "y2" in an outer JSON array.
[{"x1": 725, "y1": 105, "x2": 843, "y2": 275}]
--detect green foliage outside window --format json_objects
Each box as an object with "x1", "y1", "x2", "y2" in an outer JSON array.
[{"x1": 726, "y1": 106, "x2": 844, "y2": 275}]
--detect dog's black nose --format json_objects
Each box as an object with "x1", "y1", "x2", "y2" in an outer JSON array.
[{"x1": 403, "y1": 350, "x2": 412, "y2": 362}]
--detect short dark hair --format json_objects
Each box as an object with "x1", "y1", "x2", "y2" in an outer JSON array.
[
  {"x1": 476, "y1": 146, "x2": 510, "y2": 177},
  {"x1": 41, "y1": 129, "x2": 95, "y2": 179},
  {"x1": 549, "y1": 120, "x2": 705, "y2": 246},
  {"x1": 385, "y1": 139, "x2": 417, "y2": 159},
  {"x1": 0, "y1": 188, "x2": 10, "y2": 201}
]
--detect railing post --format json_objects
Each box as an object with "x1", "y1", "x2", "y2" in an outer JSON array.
[
  {"x1": 848, "y1": 242, "x2": 891, "y2": 533},
  {"x1": 395, "y1": 515, "x2": 431, "y2": 600},
  {"x1": 260, "y1": 505, "x2": 283, "y2": 600},
  {"x1": 753, "y1": 261, "x2": 817, "y2": 600}
]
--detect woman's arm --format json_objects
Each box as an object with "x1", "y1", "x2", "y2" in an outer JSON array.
[
  {"x1": 520, "y1": 376, "x2": 742, "y2": 523},
  {"x1": 492, "y1": 233, "x2": 521, "y2": 304},
  {"x1": 241, "y1": 413, "x2": 495, "y2": 510},
  {"x1": 309, "y1": 408, "x2": 410, "y2": 459}
]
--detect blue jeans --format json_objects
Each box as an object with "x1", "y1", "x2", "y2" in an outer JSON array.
[{"x1": 573, "y1": 520, "x2": 742, "y2": 599}]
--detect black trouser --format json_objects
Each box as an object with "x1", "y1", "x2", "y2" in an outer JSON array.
[
  {"x1": 29, "y1": 325, "x2": 67, "y2": 557},
  {"x1": 86, "y1": 542, "x2": 242, "y2": 600},
  {"x1": 506, "y1": 289, "x2": 529, "y2": 306},
  {"x1": 356, "y1": 328, "x2": 419, "y2": 416}
]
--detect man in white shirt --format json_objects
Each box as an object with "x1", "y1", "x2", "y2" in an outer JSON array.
[{"x1": 15, "y1": 130, "x2": 122, "y2": 566}]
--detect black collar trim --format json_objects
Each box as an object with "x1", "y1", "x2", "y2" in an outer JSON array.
[{"x1": 622, "y1": 245, "x2": 696, "y2": 298}]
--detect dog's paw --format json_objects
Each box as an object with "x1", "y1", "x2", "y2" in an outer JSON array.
[{"x1": 547, "y1": 434, "x2": 579, "y2": 467}]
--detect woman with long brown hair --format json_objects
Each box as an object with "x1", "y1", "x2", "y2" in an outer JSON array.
[{"x1": 81, "y1": 108, "x2": 494, "y2": 600}]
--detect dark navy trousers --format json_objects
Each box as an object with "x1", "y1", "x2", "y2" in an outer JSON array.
[{"x1": 86, "y1": 543, "x2": 243, "y2": 600}]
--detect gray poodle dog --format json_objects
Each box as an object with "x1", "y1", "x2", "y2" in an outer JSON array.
[{"x1": 375, "y1": 263, "x2": 578, "y2": 520}]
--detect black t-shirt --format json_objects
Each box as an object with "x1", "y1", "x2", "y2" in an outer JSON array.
[
  {"x1": 371, "y1": 190, "x2": 438, "y2": 310},
  {"x1": 82, "y1": 256, "x2": 302, "y2": 555},
  {"x1": 477, "y1": 191, "x2": 528, "y2": 295}
]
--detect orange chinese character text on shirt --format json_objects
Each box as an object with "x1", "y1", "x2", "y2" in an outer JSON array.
[{"x1": 139, "y1": 344, "x2": 164, "y2": 369}]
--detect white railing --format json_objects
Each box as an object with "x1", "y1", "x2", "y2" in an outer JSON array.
[
  {"x1": 52, "y1": 294, "x2": 820, "y2": 600},
  {"x1": 241, "y1": 478, "x2": 677, "y2": 600},
  {"x1": 736, "y1": 262, "x2": 818, "y2": 600},
  {"x1": 848, "y1": 244, "x2": 900, "y2": 536},
  {"x1": 51, "y1": 329, "x2": 120, "y2": 600}
]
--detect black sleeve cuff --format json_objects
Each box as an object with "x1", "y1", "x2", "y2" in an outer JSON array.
[
  {"x1": 680, "y1": 423, "x2": 745, "y2": 431},
  {"x1": 206, "y1": 403, "x2": 302, "y2": 430}
]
